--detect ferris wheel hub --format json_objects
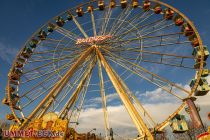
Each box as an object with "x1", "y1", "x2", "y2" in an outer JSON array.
[{"x1": 76, "y1": 35, "x2": 112, "y2": 46}]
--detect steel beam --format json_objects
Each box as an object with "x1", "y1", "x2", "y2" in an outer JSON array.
[
  {"x1": 19, "y1": 47, "x2": 94, "y2": 129},
  {"x1": 96, "y1": 47, "x2": 153, "y2": 139}
]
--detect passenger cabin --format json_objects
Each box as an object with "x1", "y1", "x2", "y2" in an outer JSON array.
[
  {"x1": 110, "y1": 0, "x2": 116, "y2": 8},
  {"x1": 195, "y1": 84, "x2": 210, "y2": 96},
  {"x1": 9, "y1": 68, "x2": 22, "y2": 81},
  {"x1": 120, "y1": 0, "x2": 127, "y2": 9},
  {"x1": 2, "y1": 97, "x2": 9, "y2": 105},
  {"x1": 154, "y1": 4, "x2": 162, "y2": 14},
  {"x1": 7, "y1": 85, "x2": 15, "y2": 93},
  {"x1": 15, "y1": 62, "x2": 24, "y2": 69},
  {"x1": 174, "y1": 15, "x2": 184, "y2": 26},
  {"x1": 67, "y1": 13, "x2": 73, "y2": 21},
  {"x1": 38, "y1": 30, "x2": 47, "y2": 40},
  {"x1": 21, "y1": 47, "x2": 33, "y2": 59},
  {"x1": 56, "y1": 16, "x2": 65, "y2": 27},
  {"x1": 9, "y1": 72, "x2": 20, "y2": 81},
  {"x1": 194, "y1": 61, "x2": 207, "y2": 69},
  {"x1": 6, "y1": 114, "x2": 15, "y2": 120},
  {"x1": 201, "y1": 69, "x2": 209, "y2": 77},
  {"x1": 29, "y1": 39, "x2": 39, "y2": 48},
  {"x1": 164, "y1": 8, "x2": 174, "y2": 20},
  {"x1": 17, "y1": 57, "x2": 26, "y2": 64},
  {"x1": 87, "y1": 6, "x2": 94, "y2": 13},
  {"x1": 182, "y1": 23, "x2": 194, "y2": 36},
  {"x1": 192, "y1": 46, "x2": 209, "y2": 61},
  {"x1": 47, "y1": 23, "x2": 55, "y2": 32},
  {"x1": 76, "y1": 7, "x2": 83, "y2": 17},
  {"x1": 189, "y1": 35, "x2": 199, "y2": 47},
  {"x1": 10, "y1": 80, "x2": 19, "y2": 85},
  {"x1": 170, "y1": 114, "x2": 188, "y2": 133},
  {"x1": 132, "y1": 0, "x2": 138, "y2": 8},
  {"x1": 143, "y1": 0, "x2": 151, "y2": 11},
  {"x1": 98, "y1": 0, "x2": 105, "y2": 10},
  {"x1": 190, "y1": 78, "x2": 210, "y2": 96},
  {"x1": 2, "y1": 94, "x2": 20, "y2": 110}
]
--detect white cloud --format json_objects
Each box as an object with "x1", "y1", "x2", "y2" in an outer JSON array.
[
  {"x1": 0, "y1": 42, "x2": 18, "y2": 64},
  {"x1": 74, "y1": 76, "x2": 210, "y2": 138},
  {"x1": 86, "y1": 92, "x2": 119, "y2": 105}
]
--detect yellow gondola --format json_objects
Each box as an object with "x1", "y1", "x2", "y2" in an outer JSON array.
[
  {"x1": 154, "y1": 4, "x2": 162, "y2": 14},
  {"x1": 110, "y1": 0, "x2": 116, "y2": 8},
  {"x1": 164, "y1": 8, "x2": 174, "y2": 20},
  {"x1": 120, "y1": 0, "x2": 127, "y2": 9},
  {"x1": 98, "y1": 0, "x2": 105, "y2": 10},
  {"x1": 76, "y1": 7, "x2": 83, "y2": 17},
  {"x1": 132, "y1": 0, "x2": 138, "y2": 8},
  {"x1": 87, "y1": 5, "x2": 94, "y2": 13},
  {"x1": 143, "y1": 0, "x2": 151, "y2": 11},
  {"x1": 170, "y1": 114, "x2": 188, "y2": 133},
  {"x1": 174, "y1": 15, "x2": 184, "y2": 26}
]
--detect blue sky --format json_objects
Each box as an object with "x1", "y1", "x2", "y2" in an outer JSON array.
[{"x1": 0, "y1": 0, "x2": 210, "y2": 137}]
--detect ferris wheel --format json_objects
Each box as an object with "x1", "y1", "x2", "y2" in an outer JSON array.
[{"x1": 3, "y1": 0, "x2": 209, "y2": 139}]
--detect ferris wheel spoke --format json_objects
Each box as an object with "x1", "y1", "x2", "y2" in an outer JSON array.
[
  {"x1": 113, "y1": 11, "x2": 155, "y2": 37},
  {"x1": 45, "y1": 38, "x2": 69, "y2": 43},
  {"x1": 20, "y1": 63, "x2": 71, "y2": 98},
  {"x1": 23, "y1": 49, "x2": 83, "y2": 74},
  {"x1": 112, "y1": 18, "x2": 164, "y2": 40},
  {"x1": 72, "y1": 16, "x2": 89, "y2": 38},
  {"x1": 102, "y1": 48, "x2": 191, "y2": 96},
  {"x1": 97, "y1": 56, "x2": 110, "y2": 139},
  {"x1": 107, "y1": 56, "x2": 183, "y2": 100},
  {"x1": 20, "y1": 59, "x2": 74, "y2": 84},
  {"x1": 141, "y1": 22, "x2": 175, "y2": 37},
  {"x1": 32, "y1": 46, "x2": 81, "y2": 55},
  {"x1": 111, "y1": 10, "x2": 145, "y2": 36},
  {"x1": 58, "y1": 57, "x2": 96, "y2": 119},
  {"x1": 67, "y1": 70, "x2": 92, "y2": 122},
  {"x1": 52, "y1": 59, "x2": 91, "y2": 112},
  {"x1": 51, "y1": 23, "x2": 80, "y2": 40},
  {"x1": 20, "y1": 51, "x2": 91, "y2": 97},
  {"x1": 96, "y1": 48, "x2": 152, "y2": 137},
  {"x1": 104, "y1": 46, "x2": 194, "y2": 69},
  {"x1": 107, "y1": 32, "x2": 183, "y2": 45},
  {"x1": 109, "y1": 36, "x2": 191, "y2": 50},
  {"x1": 20, "y1": 67, "x2": 73, "y2": 110},
  {"x1": 111, "y1": 67, "x2": 157, "y2": 128},
  {"x1": 24, "y1": 51, "x2": 94, "y2": 85},
  {"x1": 100, "y1": 5, "x2": 112, "y2": 35},
  {"x1": 27, "y1": 53, "x2": 79, "y2": 63},
  {"x1": 110, "y1": 9, "x2": 134, "y2": 36},
  {"x1": 19, "y1": 47, "x2": 94, "y2": 129},
  {"x1": 138, "y1": 18, "x2": 167, "y2": 35},
  {"x1": 102, "y1": 10, "x2": 112, "y2": 35},
  {"x1": 143, "y1": 40, "x2": 191, "y2": 49},
  {"x1": 28, "y1": 48, "x2": 83, "y2": 63},
  {"x1": 108, "y1": 6, "x2": 132, "y2": 35},
  {"x1": 90, "y1": 11, "x2": 97, "y2": 36},
  {"x1": 73, "y1": 79, "x2": 89, "y2": 129}
]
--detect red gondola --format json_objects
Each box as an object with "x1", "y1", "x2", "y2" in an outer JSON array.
[
  {"x1": 164, "y1": 8, "x2": 174, "y2": 20},
  {"x1": 76, "y1": 7, "x2": 83, "y2": 17},
  {"x1": 98, "y1": 0, "x2": 105, "y2": 10},
  {"x1": 174, "y1": 15, "x2": 184, "y2": 26},
  {"x1": 143, "y1": 0, "x2": 151, "y2": 10},
  {"x1": 154, "y1": 4, "x2": 162, "y2": 14},
  {"x1": 87, "y1": 6, "x2": 94, "y2": 13}
]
